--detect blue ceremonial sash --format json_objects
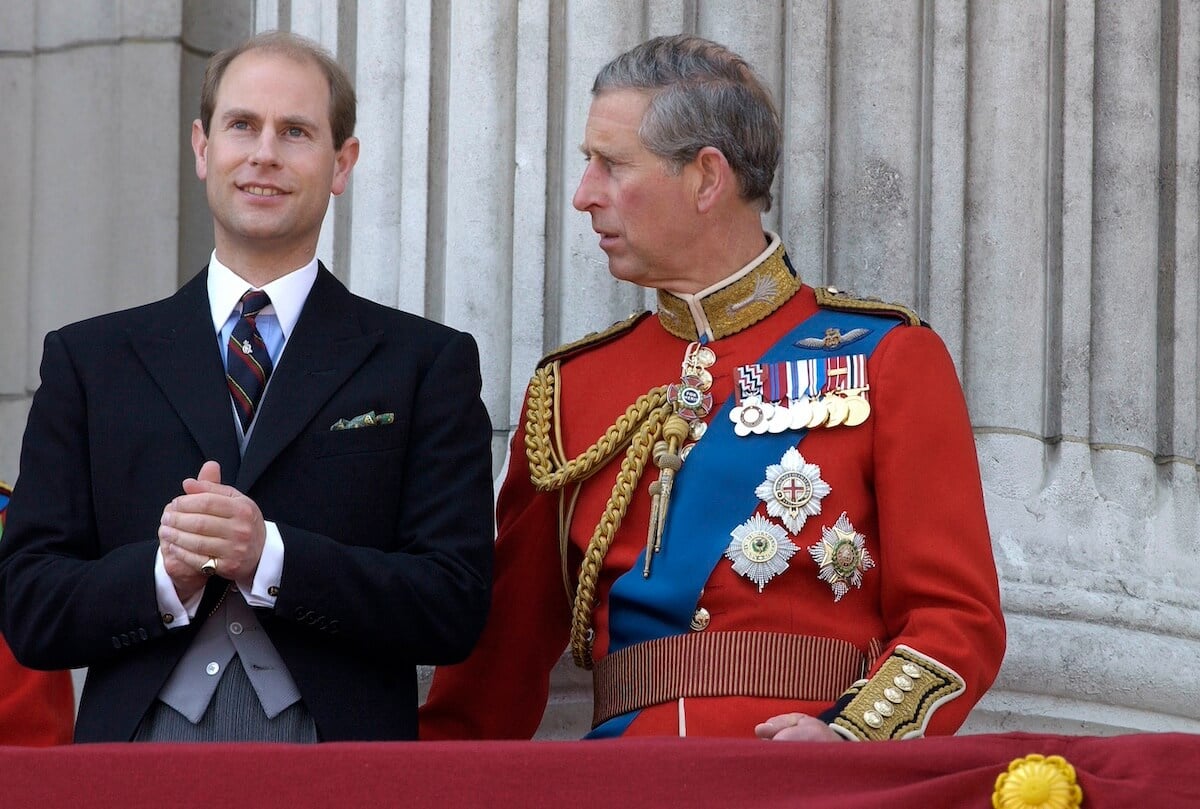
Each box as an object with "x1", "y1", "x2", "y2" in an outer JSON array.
[{"x1": 587, "y1": 309, "x2": 901, "y2": 738}]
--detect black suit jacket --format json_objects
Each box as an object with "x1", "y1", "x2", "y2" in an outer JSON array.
[{"x1": 0, "y1": 267, "x2": 494, "y2": 742}]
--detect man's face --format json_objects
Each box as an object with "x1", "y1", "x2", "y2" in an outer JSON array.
[
  {"x1": 192, "y1": 51, "x2": 357, "y2": 269},
  {"x1": 573, "y1": 89, "x2": 700, "y2": 291}
]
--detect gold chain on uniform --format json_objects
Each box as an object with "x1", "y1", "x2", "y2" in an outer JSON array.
[
  {"x1": 525, "y1": 361, "x2": 671, "y2": 668},
  {"x1": 524, "y1": 239, "x2": 812, "y2": 669}
]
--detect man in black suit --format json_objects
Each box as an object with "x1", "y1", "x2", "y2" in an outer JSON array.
[{"x1": 0, "y1": 31, "x2": 493, "y2": 742}]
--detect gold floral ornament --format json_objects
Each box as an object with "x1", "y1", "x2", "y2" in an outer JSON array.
[{"x1": 992, "y1": 754, "x2": 1083, "y2": 809}]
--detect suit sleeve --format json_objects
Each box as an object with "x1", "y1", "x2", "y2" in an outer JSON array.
[
  {"x1": 419, "y1": 402, "x2": 572, "y2": 739},
  {"x1": 824, "y1": 324, "x2": 1005, "y2": 739},
  {"x1": 269, "y1": 330, "x2": 495, "y2": 665},
  {"x1": 0, "y1": 331, "x2": 166, "y2": 670}
]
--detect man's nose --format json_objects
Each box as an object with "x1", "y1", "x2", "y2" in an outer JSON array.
[
  {"x1": 572, "y1": 162, "x2": 601, "y2": 211},
  {"x1": 250, "y1": 131, "x2": 282, "y2": 165}
]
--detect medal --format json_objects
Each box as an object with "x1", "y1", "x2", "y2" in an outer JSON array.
[
  {"x1": 823, "y1": 394, "x2": 849, "y2": 427},
  {"x1": 765, "y1": 401, "x2": 792, "y2": 433},
  {"x1": 824, "y1": 355, "x2": 871, "y2": 429},
  {"x1": 754, "y1": 447, "x2": 831, "y2": 534},
  {"x1": 787, "y1": 397, "x2": 812, "y2": 429},
  {"x1": 807, "y1": 512, "x2": 875, "y2": 602},
  {"x1": 668, "y1": 375, "x2": 712, "y2": 420},
  {"x1": 805, "y1": 397, "x2": 828, "y2": 428},
  {"x1": 725, "y1": 514, "x2": 799, "y2": 592},
  {"x1": 730, "y1": 396, "x2": 772, "y2": 436},
  {"x1": 733, "y1": 351, "x2": 871, "y2": 435},
  {"x1": 843, "y1": 389, "x2": 871, "y2": 426}
]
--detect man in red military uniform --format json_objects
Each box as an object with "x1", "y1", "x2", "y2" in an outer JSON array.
[
  {"x1": 0, "y1": 481, "x2": 74, "y2": 745},
  {"x1": 421, "y1": 34, "x2": 1004, "y2": 741}
]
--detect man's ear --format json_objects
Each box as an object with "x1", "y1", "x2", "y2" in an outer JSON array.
[
  {"x1": 331, "y1": 136, "x2": 360, "y2": 197},
  {"x1": 693, "y1": 146, "x2": 733, "y2": 214},
  {"x1": 191, "y1": 120, "x2": 209, "y2": 181}
]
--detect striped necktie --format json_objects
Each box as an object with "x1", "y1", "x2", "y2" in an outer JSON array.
[{"x1": 226, "y1": 290, "x2": 274, "y2": 432}]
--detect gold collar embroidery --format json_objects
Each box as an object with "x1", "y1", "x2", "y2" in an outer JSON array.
[{"x1": 655, "y1": 233, "x2": 801, "y2": 342}]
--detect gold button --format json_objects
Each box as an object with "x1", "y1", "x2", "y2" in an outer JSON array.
[
  {"x1": 902, "y1": 662, "x2": 922, "y2": 678},
  {"x1": 268, "y1": 585, "x2": 279, "y2": 597},
  {"x1": 893, "y1": 674, "x2": 913, "y2": 691},
  {"x1": 863, "y1": 711, "x2": 883, "y2": 728},
  {"x1": 690, "y1": 607, "x2": 711, "y2": 631},
  {"x1": 162, "y1": 613, "x2": 174, "y2": 624},
  {"x1": 884, "y1": 687, "x2": 904, "y2": 704},
  {"x1": 874, "y1": 700, "x2": 894, "y2": 717}
]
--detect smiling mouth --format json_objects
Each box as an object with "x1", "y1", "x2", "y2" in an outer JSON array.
[{"x1": 240, "y1": 185, "x2": 285, "y2": 197}]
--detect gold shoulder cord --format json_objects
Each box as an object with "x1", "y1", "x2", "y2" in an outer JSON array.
[{"x1": 525, "y1": 360, "x2": 671, "y2": 668}]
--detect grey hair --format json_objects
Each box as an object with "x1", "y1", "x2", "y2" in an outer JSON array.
[{"x1": 592, "y1": 34, "x2": 780, "y2": 211}]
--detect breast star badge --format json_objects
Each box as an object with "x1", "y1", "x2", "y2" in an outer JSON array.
[
  {"x1": 807, "y1": 512, "x2": 874, "y2": 602},
  {"x1": 725, "y1": 515, "x2": 799, "y2": 592},
  {"x1": 754, "y1": 447, "x2": 831, "y2": 534}
]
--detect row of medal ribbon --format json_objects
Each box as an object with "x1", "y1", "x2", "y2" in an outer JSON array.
[{"x1": 730, "y1": 354, "x2": 871, "y2": 435}]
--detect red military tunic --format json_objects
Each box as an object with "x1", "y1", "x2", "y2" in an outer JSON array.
[
  {"x1": 0, "y1": 481, "x2": 74, "y2": 745},
  {"x1": 422, "y1": 240, "x2": 1004, "y2": 740},
  {"x1": 0, "y1": 634, "x2": 74, "y2": 745}
]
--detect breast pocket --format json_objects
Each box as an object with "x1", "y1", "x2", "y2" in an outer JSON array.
[{"x1": 309, "y1": 421, "x2": 408, "y2": 458}]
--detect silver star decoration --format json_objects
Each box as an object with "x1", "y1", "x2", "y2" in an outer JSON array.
[
  {"x1": 807, "y1": 512, "x2": 874, "y2": 602},
  {"x1": 725, "y1": 515, "x2": 799, "y2": 592},
  {"x1": 754, "y1": 447, "x2": 831, "y2": 534}
]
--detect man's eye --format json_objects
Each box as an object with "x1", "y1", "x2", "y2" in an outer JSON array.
[
  {"x1": 231, "y1": 121, "x2": 250, "y2": 130},
  {"x1": 286, "y1": 127, "x2": 306, "y2": 138}
]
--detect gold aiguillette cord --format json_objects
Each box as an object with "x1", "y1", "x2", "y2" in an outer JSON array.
[{"x1": 643, "y1": 414, "x2": 690, "y2": 577}]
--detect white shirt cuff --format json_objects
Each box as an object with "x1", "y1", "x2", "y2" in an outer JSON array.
[
  {"x1": 239, "y1": 520, "x2": 283, "y2": 608},
  {"x1": 154, "y1": 549, "x2": 203, "y2": 628}
]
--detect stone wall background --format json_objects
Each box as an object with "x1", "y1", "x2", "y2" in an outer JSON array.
[{"x1": 1, "y1": 0, "x2": 1196, "y2": 737}]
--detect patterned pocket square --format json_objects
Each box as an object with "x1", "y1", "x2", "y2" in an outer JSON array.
[{"x1": 330, "y1": 410, "x2": 395, "y2": 430}]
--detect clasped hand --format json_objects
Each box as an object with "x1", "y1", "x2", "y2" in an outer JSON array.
[{"x1": 158, "y1": 460, "x2": 266, "y2": 600}]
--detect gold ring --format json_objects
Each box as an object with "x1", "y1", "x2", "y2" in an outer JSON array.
[{"x1": 200, "y1": 557, "x2": 218, "y2": 576}]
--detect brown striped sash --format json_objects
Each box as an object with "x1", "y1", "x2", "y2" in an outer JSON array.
[{"x1": 592, "y1": 631, "x2": 880, "y2": 728}]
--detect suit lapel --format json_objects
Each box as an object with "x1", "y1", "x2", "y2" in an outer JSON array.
[
  {"x1": 235, "y1": 267, "x2": 383, "y2": 492},
  {"x1": 131, "y1": 270, "x2": 242, "y2": 478}
]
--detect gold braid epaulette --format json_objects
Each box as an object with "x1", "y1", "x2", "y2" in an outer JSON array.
[
  {"x1": 525, "y1": 342, "x2": 672, "y2": 668},
  {"x1": 814, "y1": 286, "x2": 924, "y2": 326},
  {"x1": 536, "y1": 312, "x2": 650, "y2": 369}
]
